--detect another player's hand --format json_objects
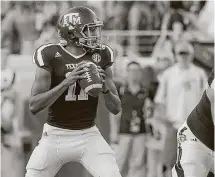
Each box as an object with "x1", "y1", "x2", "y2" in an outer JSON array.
[{"x1": 64, "y1": 62, "x2": 90, "y2": 87}]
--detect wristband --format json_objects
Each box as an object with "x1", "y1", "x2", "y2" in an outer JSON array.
[{"x1": 101, "y1": 89, "x2": 110, "y2": 94}]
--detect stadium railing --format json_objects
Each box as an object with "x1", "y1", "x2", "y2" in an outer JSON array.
[{"x1": 102, "y1": 30, "x2": 213, "y2": 56}]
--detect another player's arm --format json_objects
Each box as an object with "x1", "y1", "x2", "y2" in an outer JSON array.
[
  {"x1": 206, "y1": 80, "x2": 214, "y2": 122},
  {"x1": 29, "y1": 64, "x2": 88, "y2": 115},
  {"x1": 98, "y1": 67, "x2": 121, "y2": 115}
]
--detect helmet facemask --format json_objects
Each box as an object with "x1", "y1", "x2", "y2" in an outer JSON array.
[{"x1": 79, "y1": 20, "x2": 104, "y2": 50}]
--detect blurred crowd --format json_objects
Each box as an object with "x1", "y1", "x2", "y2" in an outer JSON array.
[
  {"x1": 110, "y1": 40, "x2": 209, "y2": 177},
  {"x1": 1, "y1": 1, "x2": 214, "y2": 177},
  {"x1": 1, "y1": 1, "x2": 214, "y2": 55}
]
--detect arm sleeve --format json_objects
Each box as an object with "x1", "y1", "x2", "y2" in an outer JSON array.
[{"x1": 32, "y1": 45, "x2": 52, "y2": 72}]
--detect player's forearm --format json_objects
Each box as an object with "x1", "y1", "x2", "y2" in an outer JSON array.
[
  {"x1": 29, "y1": 80, "x2": 68, "y2": 115},
  {"x1": 103, "y1": 91, "x2": 121, "y2": 115}
]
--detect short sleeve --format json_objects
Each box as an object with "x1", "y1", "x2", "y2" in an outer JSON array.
[
  {"x1": 32, "y1": 44, "x2": 52, "y2": 72},
  {"x1": 102, "y1": 45, "x2": 114, "y2": 70}
]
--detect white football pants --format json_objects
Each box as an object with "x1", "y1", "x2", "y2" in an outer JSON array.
[
  {"x1": 25, "y1": 123, "x2": 122, "y2": 177},
  {"x1": 172, "y1": 122, "x2": 214, "y2": 177}
]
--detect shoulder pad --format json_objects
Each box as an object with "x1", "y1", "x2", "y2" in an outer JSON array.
[
  {"x1": 33, "y1": 43, "x2": 57, "y2": 67},
  {"x1": 104, "y1": 45, "x2": 114, "y2": 63},
  {"x1": 98, "y1": 45, "x2": 114, "y2": 70}
]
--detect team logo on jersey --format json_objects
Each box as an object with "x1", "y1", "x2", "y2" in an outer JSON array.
[
  {"x1": 63, "y1": 13, "x2": 81, "y2": 26},
  {"x1": 55, "y1": 52, "x2": 62, "y2": 58},
  {"x1": 92, "y1": 53, "x2": 101, "y2": 63},
  {"x1": 66, "y1": 63, "x2": 77, "y2": 69}
]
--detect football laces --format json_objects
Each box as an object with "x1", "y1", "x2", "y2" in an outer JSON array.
[{"x1": 85, "y1": 72, "x2": 92, "y2": 82}]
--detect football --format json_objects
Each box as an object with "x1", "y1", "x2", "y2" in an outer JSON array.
[{"x1": 79, "y1": 61, "x2": 103, "y2": 97}]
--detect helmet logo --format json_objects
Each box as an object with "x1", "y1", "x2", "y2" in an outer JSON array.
[
  {"x1": 92, "y1": 53, "x2": 101, "y2": 63},
  {"x1": 94, "y1": 19, "x2": 100, "y2": 24},
  {"x1": 63, "y1": 13, "x2": 81, "y2": 26}
]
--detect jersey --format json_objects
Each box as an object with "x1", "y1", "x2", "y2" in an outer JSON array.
[
  {"x1": 116, "y1": 82, "x2": 149, "y2": 134},
  {"x1": 187, "y1": 69, "x2": 214, "y2": 150},
  {"x1": 33, "y1": 43, "x2": 113, "y2": 130}
]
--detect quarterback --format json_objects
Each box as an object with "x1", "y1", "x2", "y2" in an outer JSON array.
[
  {"x1": 172, "y1": 69, "x2": 214, "y2": 177},
  {"x1": 25, "y1": 7, "x2": 122, "y2": 177}
]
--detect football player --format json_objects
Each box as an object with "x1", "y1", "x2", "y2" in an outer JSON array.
[
  {"x1": 26, "y1": 7, "x2": 122, "y2": 177},
  {"x1": 172, "y1": 69, "x2": 214, "y2": 177}
]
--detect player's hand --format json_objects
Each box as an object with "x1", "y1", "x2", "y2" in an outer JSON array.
[
  {"x1": 97, "y1": 66, "x2": 106, "y2": 83},
  {"x1": 64, "y1": 62, "x2": 90, "y2": 87},
  {"x1": 97, "y1": 66, "x2": 109, "y2": 92}
]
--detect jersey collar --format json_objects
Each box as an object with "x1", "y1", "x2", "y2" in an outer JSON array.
[{"x1": 58, "y1": 43, "x2": 87, "y2": 59}]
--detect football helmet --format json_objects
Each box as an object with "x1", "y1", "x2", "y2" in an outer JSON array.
[{"x1": 58, "y1": 6, "x2": 104, "y2": 49}]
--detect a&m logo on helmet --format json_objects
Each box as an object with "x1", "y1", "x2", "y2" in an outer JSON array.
[
  {"x1": 92, "y1": 53, "x2": 101, "y2": 63},
  {"x1": 63, "y1": 13, "x2": 81, "y2": 26},
  {"x1": 93, "y1": 18, "x2": 100, "y2": 24}
]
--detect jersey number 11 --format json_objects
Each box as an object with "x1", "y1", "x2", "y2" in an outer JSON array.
[{"x1": 65, "y1": 72, "x2": 88, "y2": 101}]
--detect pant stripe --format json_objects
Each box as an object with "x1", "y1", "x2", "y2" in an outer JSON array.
[{"x1": 175, "y1": 146, "x2": 184, "y2": 177}]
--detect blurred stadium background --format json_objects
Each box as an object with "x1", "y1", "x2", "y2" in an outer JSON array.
[{"x1": 1, "y1": 1, "x2": 214, "y2": 177}]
